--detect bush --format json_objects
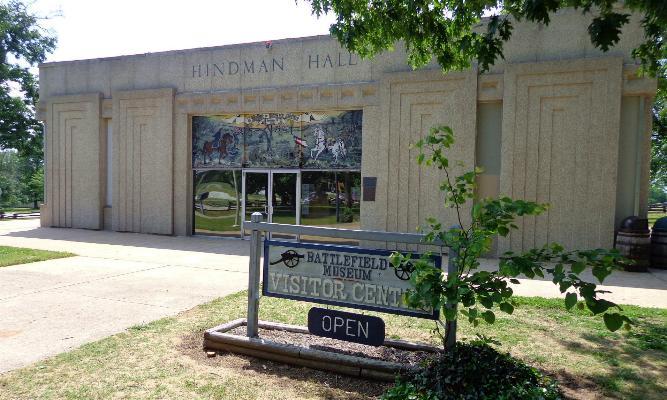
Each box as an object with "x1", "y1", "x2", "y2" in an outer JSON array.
[
  {"x1": 382, "y1": 343, "x2": 562, "y2": 400},
  {"x1": 340, "y1": 207, "x2": 355, "y2": 223}
]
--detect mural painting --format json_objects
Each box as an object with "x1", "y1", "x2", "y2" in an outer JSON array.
[
  {"x1": 192, "y1": 115, "x2": 243, "y2": 168},
  {"x1": 244, "y1": 113, "x2": 303, "y2": 168},
  {"x1": 301, "y1": 110, "x2": 362, "y2": 169},
  {"x1": 192, "y1": 110, "x2": 362, "y2": 169}
]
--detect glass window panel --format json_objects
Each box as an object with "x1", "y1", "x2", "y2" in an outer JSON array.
[
  {"x1": 301, "y1": 110, "x2": 362, "y2": 169},
  {"x1": 192, "y1": 115, "x2": 243, "y2": 168},
  {"x1": 272, "y1": 173, "x2": 297, "y2": 225},
  {"x1": 271, "y1": 172, "x2": 297, "y2": 239},
  {"x1": 194, "y1": 170, "x2": 242, "y2": 237},
  {"x1": 300, "y1": 171, "x2": 361, "y2": 245},
  {"x1": 243, "y1": 172, "x2": 269, "y2": 235}
]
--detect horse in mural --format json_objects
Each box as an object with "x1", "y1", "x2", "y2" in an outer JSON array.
[
  {"x1": 309, "y1": 126, "x2": 347, "y2": 163},
  {"x1": 327, "y1": 137, "x2": 347, "y2": 163},
  {"x1": 202, "y1": 129, "x2": 235, "y2": 164}
]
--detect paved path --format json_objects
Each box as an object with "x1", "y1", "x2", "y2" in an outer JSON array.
[
  {"x1": 1, "y1": 219, "x2": 666, "y2": 373},
  {"x1": 0, "y1": 219, "x2": 249, "y2": 373}
]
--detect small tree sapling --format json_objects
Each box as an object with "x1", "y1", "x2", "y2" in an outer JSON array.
[{"x1": 390, "y1": 125, "x2": 632, "y2": 350}]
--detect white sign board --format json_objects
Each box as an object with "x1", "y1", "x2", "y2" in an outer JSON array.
[{"x1": 262, "y1": 240, "x2": 440, "y2": 319}]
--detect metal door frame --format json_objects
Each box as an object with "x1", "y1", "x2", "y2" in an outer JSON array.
[{"x1": 241, "y1": 169, "x2": 301, "y2": 239}]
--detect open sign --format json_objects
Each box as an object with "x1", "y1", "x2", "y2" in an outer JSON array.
[{"x1": 307, "y1": 307, "x2": 385, "y2": 346}]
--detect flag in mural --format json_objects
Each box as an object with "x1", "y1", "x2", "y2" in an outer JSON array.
[
  {"x1": 192, "y1": 115, "x2": 243, "y2": 168},
  {"x1": 192, "y1": 110, "x2": 362, "y2": 169}
]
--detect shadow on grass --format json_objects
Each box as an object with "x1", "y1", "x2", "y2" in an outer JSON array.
[
  {"x1": 238, "y1": 355, "x2": 390, "y2": 399},
  {"x1": 555, "y1": 321, "x2": 667, "y2": 400}
]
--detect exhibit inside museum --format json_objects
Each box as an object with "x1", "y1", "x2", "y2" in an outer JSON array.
[{"x1": 37, "y1": 8, "x2": 657, "y2": 255}]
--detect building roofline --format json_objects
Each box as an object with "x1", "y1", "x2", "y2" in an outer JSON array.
[{"x1": 39, "y1": 34, "x2": 335, "y2": 68}]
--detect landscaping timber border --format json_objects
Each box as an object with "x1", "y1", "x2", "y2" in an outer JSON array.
[{"x1": 203, "y1": 318, "x2": 440, "y2": 381}]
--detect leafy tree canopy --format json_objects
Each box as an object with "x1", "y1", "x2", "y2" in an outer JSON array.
[
  {"x1": 651, "y1": 74, "x2": 667, "y2": 188},
  {"x1": 0, "y1": 0, "x2": 56, "y2": 164},
  {"x1": 306, "y1": 0, "x2": 666, "y2": 76}
]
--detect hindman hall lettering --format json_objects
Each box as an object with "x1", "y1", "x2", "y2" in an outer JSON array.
[
  {"x1": 192, "y1": 57, "x2": 284, "y2": 78},
  {"x1": 190, "y1": 52, "x2": 359, "y2": 78}
]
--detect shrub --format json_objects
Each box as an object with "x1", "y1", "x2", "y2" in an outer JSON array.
[
  {"x1": 382, "y1": 342, "x2": 562, "y2": 400},
  {"x1": 341, "y1": 207, "x2": 355, "y2": 223}
]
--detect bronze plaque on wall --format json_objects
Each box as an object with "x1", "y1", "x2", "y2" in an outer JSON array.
[{"x1": 362, "y1": 177, "x2": 377, "y2": 201}]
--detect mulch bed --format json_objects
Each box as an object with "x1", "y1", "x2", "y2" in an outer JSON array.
[
  {"x1": 227, "y1": 326, "x2": 437, "y2": 366},
  {"x1": 180, "y1": 330, "x2": 393, "y2": 399}
]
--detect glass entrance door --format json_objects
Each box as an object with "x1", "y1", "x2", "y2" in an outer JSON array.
[
  {"x1": 242, "y1": 170, "x2": 300, "y2": 239},
  {"x1": 270, "y1": 171, "x2": 299, "y2": 239},
  {"x1": 242, "y1": 171, "x2": 269, "y2": 236}
]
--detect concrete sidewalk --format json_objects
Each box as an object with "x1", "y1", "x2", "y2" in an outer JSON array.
[
  {"x1": 1, "y1": 219, "x2": 666, "y2": 374},
  {"x1": 0, "y1": 219, "x2": 250, "y2": 373}
]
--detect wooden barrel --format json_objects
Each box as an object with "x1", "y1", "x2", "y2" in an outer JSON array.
[
  {"x1": 651, "y1": 230, "x2": 667, "y2": 269},
  {"x1": 615, "y1": 231, "x2": 650, "y2": 272}
]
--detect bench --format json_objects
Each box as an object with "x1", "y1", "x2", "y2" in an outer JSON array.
[{"x1": 0, "y1": 212, "x2": 40, "y2": 220}]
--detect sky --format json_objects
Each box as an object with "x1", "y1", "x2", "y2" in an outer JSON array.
[{"x1": 30, "y1": 0, "x2": 337, "y2": 63}]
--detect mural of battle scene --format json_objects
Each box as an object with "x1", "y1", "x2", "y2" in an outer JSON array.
[
  {"x1": 244, "y1": 113, "x2": 302, "y2": 168},
  {"x1": 192, "y1": 110, "x2": 362, "y2": 169},
  {"x1": 301, "y1": 110, "x2": 362, "y2": 169},
  {"x1": 192, "y1": 115, "x2": 243, "y2": 168}
]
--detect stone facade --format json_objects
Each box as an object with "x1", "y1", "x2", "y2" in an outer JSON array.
[{"x1": 38, "y1": 8, "x2": 657, "y2": 254}]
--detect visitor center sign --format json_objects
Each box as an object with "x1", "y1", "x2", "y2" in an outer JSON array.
[{"x1": 263, "y1": 240, "x2": 440, "y2": 318}]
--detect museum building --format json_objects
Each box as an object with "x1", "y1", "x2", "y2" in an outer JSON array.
[{"x1": 38, "y1": 9, "x2": 657, "y2": 255}]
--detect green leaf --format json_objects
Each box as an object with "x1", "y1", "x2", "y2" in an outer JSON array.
[
  {"x1": 603, "y1": 312, "x2": 624, "y2": 332},
  {"x1": 482, "y1": 310, "x2": 495, "y2": 324},
  {"x1": 587, "y1": 299, "x2": 615, "y2": 315},
  {"x1": 499, "y1": 302, "x2": 514, "y2": 315},
  {"x1": 444, "y1": 307, "x2": 457, "y2": 321},
  {"x1": 571, "y1": 261, "x2": 586, "y2": 274},
  {"x1": 479, "y1": 296, "x2": 493, "y2": 309},
  {"x1": 565, "y1": 293, "x2": 577, "y2": 310},
  {"x1": 592, "y1": 265, "x2": 611, "y2": 283},
  {"x1": 472, "y1": 203, "x2": 482, "y2": 219}
]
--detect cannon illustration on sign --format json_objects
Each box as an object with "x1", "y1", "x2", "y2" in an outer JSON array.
[
  {"x1": 394, "y1": 260, "x2": 414, "y2": 281},
  {"x1": 270, "y1": 250, "x2": 304, "y2": 268}
]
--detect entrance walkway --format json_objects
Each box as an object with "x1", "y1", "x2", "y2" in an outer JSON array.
[
  {"x1": 0, "y1": 219, "x2": 249, "y2": 373},
  {"x1": 1, "y1": 219, "x2": 665, "y2": 373}
]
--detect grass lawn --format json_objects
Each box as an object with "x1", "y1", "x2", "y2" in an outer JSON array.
[
  {"x1": 0, "y1": 293, "x2": 664, "y2": 400},
  {"x1": 0, "y1": 208, "x2": 39, "y2": 213},
  {"x1": 0, "y1": 246, "x2": 73, "y2": 268},
  {"x1": 648, "y1": 211, "x2": 667, "y2": 228}
]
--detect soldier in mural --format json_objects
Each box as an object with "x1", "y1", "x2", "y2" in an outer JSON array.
[
  {"x1": 245, "y1": 113, "x2": 302, "y2": 168},
  {"x1": 193, "y1": 111, "x2": 362, "y2": 169},
  {"x1": 301, "y1": 110, "x2": 362, "y2": 169},
  {"x1": 192, "y1": 115, "x2": 243, "y2": 168}
]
